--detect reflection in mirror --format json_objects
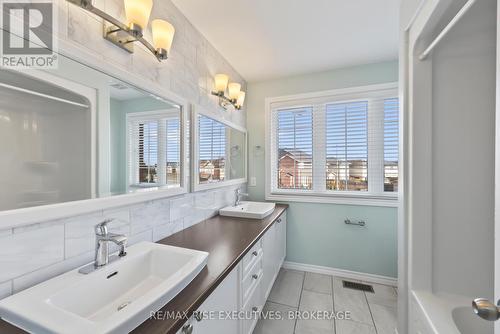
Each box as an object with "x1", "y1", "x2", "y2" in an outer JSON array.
[
  {"x1": 0, "y1": 70, "x2": 93, "y2": 211},
  {"x1": 0, "y1": 55, "x2": 182, "y2": 212},
  {"x1": 197, "y1": 115, "x2": 246, "y2": 185},
  {"x1": 109, "y1": 85, "x2": 181, "y2": 194}
]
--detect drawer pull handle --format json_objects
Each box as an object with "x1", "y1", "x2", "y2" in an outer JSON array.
[
  {"x1": 277, "y1": 218, "x2": 282, "y2": 223},
  {"x1": 252, "y1": 306, "x2": 258, "y2": 312},
  {"x1": 182, "y1": 324, "x2": 193, "y2": 334},
  {"x1": 194, "y1": 312, "x2": 203, "y2": 322},
  {"x1": 252, "y1": 274, "x2": 258, "y2": 280},
  {"x1": 252, "y1": 251, "x2": 258, "y2": 256}
]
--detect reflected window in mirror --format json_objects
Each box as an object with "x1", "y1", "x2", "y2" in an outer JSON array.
[
  {"x1": 108, "y1": 88, "x2": 181, "y2": 194},
  {"x1": 196, "y1": 114, "x2": 246, "y2": 188},
  {"x1": 125, "y1": 110, "x2": 180, "y2": 190},
  {"x1": 198, "y1": 115, "x2": 226, "y2": 184}
]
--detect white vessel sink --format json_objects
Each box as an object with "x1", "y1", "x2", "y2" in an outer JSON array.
[
  {"x1": 219, "y1": 201, "x2": 276, "y2": 219},
  {"x1": 0, "y1": 242, "x2": 209, "y2": 334}
]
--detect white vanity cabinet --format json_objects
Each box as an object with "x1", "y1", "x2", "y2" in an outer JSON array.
[
  {"x1": 262, "y1": 212, "x2": 287, "y2": 299},
  {"x1": 192, "y1": 266, "x2": 240, "y2": 334},
  {"x1": 178, "y1": 212, "x2": 287, "y2": 334},
  {"x1": 177, "y1": 266, "x2": 239, "y2": 334}
]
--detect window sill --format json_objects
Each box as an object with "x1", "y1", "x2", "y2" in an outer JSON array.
[{"x1": 265, "y1": 192, "x2": 399, "y2": 207}]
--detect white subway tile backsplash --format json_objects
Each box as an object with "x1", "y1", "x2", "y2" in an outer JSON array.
[
  {"x1": 64, "y1": 212, "x2": 104, "y2": 259},
  {"x1": 130, "y1": 199, "x2": 170, "y2": 234},
  {"x1": 103, "y1": 207, "x2": 131, "y2": 233},
  {"x1": 0, "y1": 224, "x2": 64, "y2": 282},
  {"x1": 13, "y1": 223, "x2": 40, "y2": 234},
  {"x1": 0, "y1": 228, "x2": 13, "y2": 238},
  {"x1": 183, "y1": 214, "x2": 204, "y2": 229},
  {"x1": 129, "y1": 229, "x2": 153, "y2": 245},
  {"x1": 0, "y1": 281, "x2": 12, "y2": 299},
  {"x1": 170, "y1": 195, "x2": 194, "y2": 221},
  {"x1": 13, "y1": 251, "x2": 94, "y2": 294},
  {"x1": 152, "y1": 218, "x2": 184, "y2": 242}
]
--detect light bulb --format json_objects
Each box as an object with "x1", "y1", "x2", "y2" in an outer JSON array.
[
  {"x1": 152, "y1": 19, "x2": 175, "y2": 58},
  {"x1": 236, "y1": 91, "x2": 246, "y2": 108},
  {"x1": 228, "y1": 82, "x2": 241, "y2": 100},
  {"x1": 124, "y1": 0, "x2": 153, "y2": 36},
  {"x1": 214, "y1": 74, "x2": 229, "y2": 93}
]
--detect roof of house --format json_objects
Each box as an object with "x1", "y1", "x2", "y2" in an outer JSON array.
[{"x1": 278, "y1": 148, "x2": 312, "y2": 163}]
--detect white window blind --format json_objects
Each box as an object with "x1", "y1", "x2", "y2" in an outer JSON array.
[
  {"x1": 326, "y1": 101, "x2": 368, "y2": 191},
  {"x1": 267, "y1": 84, "x2": 399, "y2": 205},
  {"x1": 166, "y1": 118, "x2": 181, "y2": 185},
  {"x1": 198, "y1": 115, "x2": 226, "y2": 184},
  {"x1": 383, "y1": 98, "x2": 399, "y2": 192},
  {"x1": 139, "y1": 121, "x2": 159, "y2": 184},
  {"x1": 127, "y1": 111, "x2": 181, "y2": 188},
  {"x1": 276, "y1": 107, "x2": 313, "y2": 190}
]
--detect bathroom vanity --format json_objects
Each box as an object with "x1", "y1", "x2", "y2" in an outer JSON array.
[
  {"x1": 134, "y1": 204, "x2": 287, "y2": 334},
  {"x1": 0, "y1": 205, "x2": 287, "y2": 334}
]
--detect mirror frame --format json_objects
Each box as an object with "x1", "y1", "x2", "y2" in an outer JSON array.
[
  {"x1": 0, "y1": 36, "x2": 191, "y2": 229},
  {"x1": 191, "y1": 104, "x2": 248, "y2": 192}
]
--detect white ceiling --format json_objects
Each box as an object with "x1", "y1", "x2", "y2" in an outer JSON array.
[{"x1": 172, "y1": 0, "x2": 399, "y2": 82}]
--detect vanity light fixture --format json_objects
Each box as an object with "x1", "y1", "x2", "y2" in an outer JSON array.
[
  {"x1": 66, "y1": 0, "x2": 175, "y2": 61},
  {"x1": 211, "y1": 74, "x2": 246, "y2": 110}
]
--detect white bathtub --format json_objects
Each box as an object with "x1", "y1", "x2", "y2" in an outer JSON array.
[{"x1": 411, "y1": 290, "x2": 493, "y2": 334}]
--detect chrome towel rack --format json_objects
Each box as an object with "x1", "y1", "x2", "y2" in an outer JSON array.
[
  {"x1": 419, "y1": 0, "x2": 477, "y2": 61},
  {"x1": 344, "y1": 218, "x2": 366, "y2": 227}
]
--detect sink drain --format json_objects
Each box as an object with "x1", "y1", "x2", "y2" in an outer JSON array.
[{"x1": 117, "y1": 301, "x2": 131, "y2": 311}]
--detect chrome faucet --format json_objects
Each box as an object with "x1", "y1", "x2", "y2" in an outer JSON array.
[
  {"x1": 234, "y1": 188, "x2": 248, "y2": 206},
  {"x1": 79, "y1": 219, "x2": 127, "y2": 274}
]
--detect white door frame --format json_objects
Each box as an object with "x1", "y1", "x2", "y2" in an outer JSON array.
[{"x1": 494, "y1": 1, "x2": 500, "y2": 333}]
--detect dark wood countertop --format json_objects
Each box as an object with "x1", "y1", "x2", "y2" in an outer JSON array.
[{"x1": 0, "y1": 204, "x2": 288, "y2": 334}]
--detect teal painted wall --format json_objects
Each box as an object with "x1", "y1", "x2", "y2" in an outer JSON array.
[{"x1": 246, "y1": 61, "x2": 399, "y2": 278}]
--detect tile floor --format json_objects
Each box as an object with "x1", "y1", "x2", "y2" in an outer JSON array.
[{"x1": 254, "y1": 269, "x2": 397, "y2": 334}]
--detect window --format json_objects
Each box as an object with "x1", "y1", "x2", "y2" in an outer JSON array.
[
  {"x1": 267, "y1": 84, "x2": 399, "y2": 205},
  {"x1": 127, "y1": 110, "x2": 181, "y2": 189},
  {"x1": 198, "y1": 115, "x2": 226, "y2": 183},
  {"x1": 326, "y1": 101, "x2": 368, "y2": 191},
  {"x1": 277, "y1": 107, "x2": 313, "y2": 190},
  {"x1": 383, "y1": 98, "x2": 399, "y2": 192}
]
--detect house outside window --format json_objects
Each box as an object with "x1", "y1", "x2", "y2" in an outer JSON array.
[{"x1": 266, "y1": 83, "x2": 399, "y2": 206}]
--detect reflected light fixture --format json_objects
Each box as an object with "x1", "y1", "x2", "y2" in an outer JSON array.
[
  {"x1": 67, "y1": 0, "x2": 175, "y2": 61},
  {"x1": 211, "y1": 74, "x2": 245, "y2": 110}
]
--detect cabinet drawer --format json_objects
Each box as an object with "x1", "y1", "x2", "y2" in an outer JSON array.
[
  {"x1": 242, "y1": 240, "x2": 262, "y2": 277},
  {"x1": 242, "y1": 255, "x2": 262, "y2": 306},
  {"x1": 241, "y1": 276, "x2": 263, "y2": 334}
]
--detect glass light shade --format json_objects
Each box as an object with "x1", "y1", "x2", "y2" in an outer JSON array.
[
  {"x1": 214, "y1": 74, "x2": 229, "y2": 93},
  {"x1": 228, "y1": 82, "x2": 241, "y2": 100},
  {"x1": 236, "y1": 91, "x2": 246, "y2": 107},
  {"x1": 124, "y1": 0, "x2": 153, "y2": 31},
  {"x1": 152, "y1": 19, "x2": 175, "y2": 52}
]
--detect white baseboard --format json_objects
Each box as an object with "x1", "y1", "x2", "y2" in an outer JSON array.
[{"x1": 282, "y1": 261, "x2": 398, "y2": 287}]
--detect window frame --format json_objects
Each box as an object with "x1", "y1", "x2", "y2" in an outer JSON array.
[
  {"x1": 126, "y1": 109, "x2": 181, "y2": 190},
  {"x1": 191, "y1": 104, "x2": 248, "y2": 192},
  {"x1": 265, "y1": 83, "x2": 399, "y2": 207}
]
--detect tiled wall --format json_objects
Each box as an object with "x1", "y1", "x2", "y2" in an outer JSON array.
[
  {"x1": 62, "y1": 0, "x2": 246, "y2": 126},
  {"x1": 0, "y1": 0, "x2": 247, "y2": 299},
  {"x1": 0, "y1": 186, "x2": 241, "y2": 300}
]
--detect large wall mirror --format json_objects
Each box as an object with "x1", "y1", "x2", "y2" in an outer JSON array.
[
  {"x1": 0, "y1": 53, "x2": 188, "y2": 227},
  {"x1": 192, "y1": 107, "x2": 247, "y2": 191}
]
